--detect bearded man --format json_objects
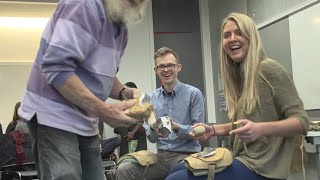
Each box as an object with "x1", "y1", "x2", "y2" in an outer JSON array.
[{"x1": 18, "y1": 0, "x2": 149, "y2": 179}]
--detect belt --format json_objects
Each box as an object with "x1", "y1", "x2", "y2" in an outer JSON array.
[{"x1": 157, "y1": 149, "x2": 196, "y2": 155}]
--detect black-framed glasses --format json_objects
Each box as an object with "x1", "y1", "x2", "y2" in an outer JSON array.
[{"x1": 155, "y1": 63, "x2": 177, "y2": 71}]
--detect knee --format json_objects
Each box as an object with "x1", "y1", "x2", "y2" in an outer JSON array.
[
  {"x1": 165, "y1": 173, "x2": 175, "y2": 180},
  {"x1": 42, "y1": 169, "x2": 80, "y2": 179},
  {"x1": 165, "y1": 170, "x2": 186, "y2": 180},
  {"x1": 58, "y1": 171, "x2": 79, "y2": 179},
  {"x1": 115, "y1": 137, "x2": 121, "y2": 145},
  {"x1": 116, "y1": 162, "x2": 137, "y2": 176},
  {"x1": 169, "y1": 161, "x2": 185, "y2": 174}
]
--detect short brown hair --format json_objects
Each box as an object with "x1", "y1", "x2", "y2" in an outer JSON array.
[{"x1": 154, "y1": 47, "x2": 179, "y2": 64}]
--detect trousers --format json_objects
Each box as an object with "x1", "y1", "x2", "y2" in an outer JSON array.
[{"x1": 27, "y1": 115, "x2": 105, "y2": 180}]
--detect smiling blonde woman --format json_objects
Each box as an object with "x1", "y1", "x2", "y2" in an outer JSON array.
[{"x1": 165, "y1": 12, "x2": 309, "y2": 180}]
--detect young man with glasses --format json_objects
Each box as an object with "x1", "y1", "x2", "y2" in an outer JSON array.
[{"x1": 116, "y1": 47, "x2": 205, "y2": 180}]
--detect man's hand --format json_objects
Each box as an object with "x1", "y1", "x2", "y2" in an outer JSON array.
[
  {"x1": 126, "y1": 131, "x2": 135, "y2": 141},
  {"x1": 150, "y1": 124, "x2": 166, "y2": 137},
  {"x1": 123, "y1": 88, "x2": 142, "y2": 99},
  {"x1": 98, "y1": 99, "x2": 140, "y2": 128},
  {"x1": 229, "y1": 119, "x2": 264, "y2": 143},
  {"x1": 171, "y1": 121, "x2": 179, "y2": 133}
]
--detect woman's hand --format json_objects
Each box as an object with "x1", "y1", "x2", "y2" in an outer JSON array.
[
  {"x1": 229, "y1": 119, "x2": 264, "y2": 143},
  {"x1": 189, "y1": 123, "x2": 215, "y2": 141}
]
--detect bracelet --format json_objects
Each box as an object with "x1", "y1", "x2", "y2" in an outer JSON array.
[
  {"x1": 118, "y1": 87, "x2": 126, "y2": 101},
  {"x1": 211, "y1": 124, "x2": 216, "y2": 136}
]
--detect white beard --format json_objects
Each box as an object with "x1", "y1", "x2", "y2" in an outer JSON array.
[{"x1": 104, "y1": 0, "x2": 148, "y2": 24}]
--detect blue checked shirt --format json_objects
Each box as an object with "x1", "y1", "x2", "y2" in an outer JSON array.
[{"x1": 144, "y1": 80, "x2": 205, "y2": 153}]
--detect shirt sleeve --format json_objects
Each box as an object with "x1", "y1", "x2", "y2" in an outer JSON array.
[
  {"x1": 176, "y1": 88, "x2": 206, "y2": 137},
  {"x1": 260, "y1": 60, "x2": 309, "y2": 134},
  {"x1": 143, "y1": 122, "x2": 159, "y2": 143},
  {"x1": 41, "y1": 1, "x2": 100, "y2": 87}
]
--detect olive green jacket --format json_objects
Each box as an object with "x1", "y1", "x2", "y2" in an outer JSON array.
[{"x1": 230, "y1": 59, "x2": 309, "y2": 179}]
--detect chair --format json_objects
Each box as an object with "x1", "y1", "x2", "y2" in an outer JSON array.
[
  {"x1": 0, "y1": 162, "x2": 37, "y2": 180},
  {"x1": 1, "y1": 160, "x2": 117, "y2": 180},
  {"x1": 102, "y1": 160, "x2": 117, "y2": 180}
]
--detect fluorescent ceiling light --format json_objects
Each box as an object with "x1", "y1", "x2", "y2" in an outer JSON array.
[
  {"x1": 313, "y1": 17, "x2": 320, "y2": 26},
  {"x1": 0, "y1": 1, "x2": 57, "y2": 5},
  {"x1": 0, "y1": 16, "x2": 49, "y2": 28}
]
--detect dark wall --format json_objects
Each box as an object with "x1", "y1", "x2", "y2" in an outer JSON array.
[{"x1": 152, "y1": 0, "x2": 205, "y2": 94}]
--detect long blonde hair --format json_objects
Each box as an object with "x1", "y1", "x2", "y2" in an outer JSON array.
[{"x1": 220, "y1": 13, "x2": 268, "y2": 120}]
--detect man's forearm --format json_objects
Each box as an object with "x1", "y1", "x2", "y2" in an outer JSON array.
[
  {"x1": 131, "y1": 124, "x2": 142, "y2": 134},
  {"x1": 56, "y1": 74, "x2": 106, "y2": 117}
]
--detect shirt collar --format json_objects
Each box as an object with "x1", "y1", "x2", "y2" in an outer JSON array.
[{"x1": 160, "y1": 80, "x2": 182, "y2": 96}]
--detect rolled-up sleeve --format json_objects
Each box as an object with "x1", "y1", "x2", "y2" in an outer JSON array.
[
  {"x1": 261, "y1": 61, "x2": 310, "y2": 134},
  {"x1": 176, "y1": 89, "x2": 205, "y2": 137},
  {"x1": 143, "y1": 122, "x2": 158, "y2": 143}
]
